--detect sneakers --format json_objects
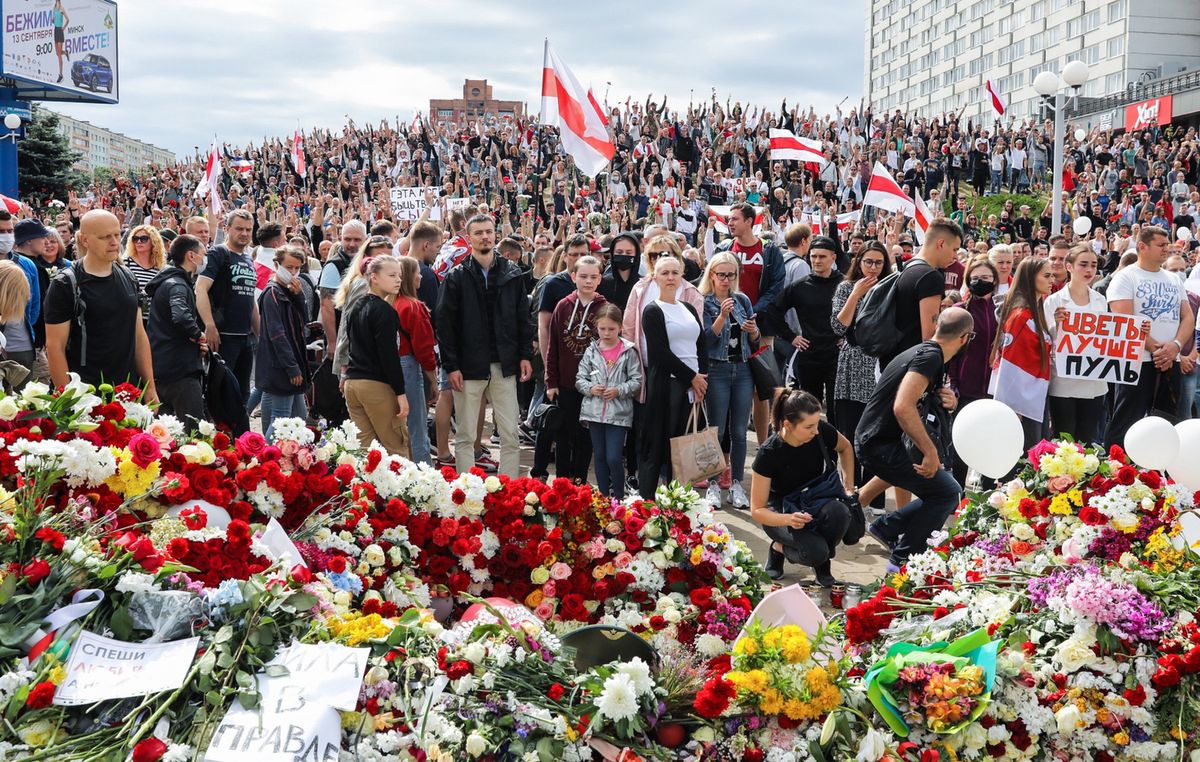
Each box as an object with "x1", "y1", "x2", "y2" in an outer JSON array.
[
  {"x1": 729, "y1": 482, "x2": 750, "y2": 509},
  {"x1": 867, "y1": 521, "x2": 898, "y2": 552},
  {"x1": 624, "y1": 474, "x2": 639, "y2": 495},
  {"x1": 474, "y1": 453, "x2": 499, "y2": 473},
  {"x1": 434, "y1": 454, "x2": 455, "y2": 469},
  {"x1": 814, "y1": 560, "x2": 839, "y2": 588},
  {"x1": 704, "y1": 482, "x2": 723, "y2": 507},
  {"x1": 765, "y1": 546, "x2": 785, "y2": 580},
  {"x1": 717, "y1": 465, "x2": 732, "y2": 490}
]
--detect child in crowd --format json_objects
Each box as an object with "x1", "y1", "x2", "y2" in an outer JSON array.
[{"x1": 577, "y1": 304, "x2": 642, "y2": 498}]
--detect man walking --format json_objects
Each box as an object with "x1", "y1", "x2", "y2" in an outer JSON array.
[
  {"x1": 196, "y1": 209, "x2": 258, "y2": 401},
  {"x1": 146, "y1": 234, "x2": 208, "y2": 428}
]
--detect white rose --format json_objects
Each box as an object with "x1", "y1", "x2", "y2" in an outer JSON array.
[
  {"x1": 484, "y1": 476, "x2": 501, "y2": 492},
  {"x1": 649, "y1": 551, "x2": 669, "y2": 569},
  {"x1": 1056, "y1": 629, "x2": 1097, "y2": 673},
  {"x1": 988, "y1": 491, "x2": 1006, "y2": 509},
  {"x1": 962, "y1": 721, "x2": 988, "y2": 750},
  {"x1": 465, "y1": 732, "x2": 488, "y2": 757},
  {"x1": 1055, "y1": 704, "x2": 1083, "y2": 735},
  {"x1": 644, "y1": 522, "x2": 662, "y2": 539},
  {"x1": 462, "y1": 642, "x2": 487, "y2": 664},
  {"x1": 0, "y1": 397, "x2": 19, "y2": 421},
  {"x1": 856, "y1": 728, "x2": 886, "y2": 762},
  {"x1": 663, "y1": 608, "x2": 681, "y2": 624},
  {"x1": 1010, "y1": 523, "x2": 1035, "y2": 541}
]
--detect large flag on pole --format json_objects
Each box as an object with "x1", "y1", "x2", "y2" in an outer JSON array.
[
  {"x1": 985, "y1": 79, "x2": 1007, "y2": 117},
  {"x1": 863, "y1": 162, "x2": 915, "y2": 216},
  {"x1": 291, "y1": 128, "x2": 306, "y2": 179},
  {"x1": 768, "y1": 129, "x2": 828, "y2": 165},
  {"x1": 193, "y1": 139, "x2": 223, "y2": 215},
  {"x1": 540, "y1": 40, "x2": 614, "y2": 177}
]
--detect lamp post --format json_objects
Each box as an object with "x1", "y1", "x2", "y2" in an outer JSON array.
[{"x1": 1034, "y1": 60, "x2": 1090, "y2": 237}]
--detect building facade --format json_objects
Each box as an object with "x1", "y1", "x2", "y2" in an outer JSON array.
[
  {"x1": 49, "y1": 109, "x2": 176, "y2": 174},
  {"x1": 864, "y1": 0, "x2": 1200, "y2": 125},
  {"x1": 429, "y1": 79, "x2": 525, "y2": 127}
]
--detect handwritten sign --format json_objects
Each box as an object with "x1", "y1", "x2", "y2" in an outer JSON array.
[
  {"x1": 205, "y1": 641, "x2": 368, "y2": 762},
  {"x1": 54, "y1": 631, "x2": 199, "y2": 705},
  {"x1": 389, "y1": 186, "x2": 441, "y2": 221},
  {"x1": 1053, "y1": 310, "x2": 1149, "y2": 385}
]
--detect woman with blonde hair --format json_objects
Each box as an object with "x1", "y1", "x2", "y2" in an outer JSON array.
[
  {"x1": 0, "y1": 261, "x2": 31, "y2": 382},
  {"x1": 332, "y1": 235, "x2": 395, "y2": 376},
  {"x1": 622, "y1": 234, "x2": 704, "y2": 364},
  {"x1": 123, "y1": 224, "x2": 165, "y2": 316}
]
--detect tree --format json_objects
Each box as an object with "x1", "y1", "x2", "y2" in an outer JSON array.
[{"x1": 17, "y1": 106, "x2": 81, "y2": 202}]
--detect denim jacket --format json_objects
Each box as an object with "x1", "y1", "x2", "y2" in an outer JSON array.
[{"x1": 702, "y1": 292, "x2": 755, "y2": 363}]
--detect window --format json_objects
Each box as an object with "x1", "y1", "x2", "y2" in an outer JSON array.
[
  {"x1": 1107, "y1": 36, "x2": 1123, "y2": 58},
  {"x1": 1047, "y1": 24, "x2": 1060, "y2": 45},
  {"x1": 1105, "y1": 71, "x2": 1123, "y2": 93},
  {"x1": 1030, "y1": 31, "x2": 1044, "y2": 52},
  {"x1": 1108, "y1": 0, "x2": 1127, "y2": 21},
  {"x1": 1083, "y1": 10, "x2": 1100, "y2": 33},
  {"x1": 1030, "y1": 0, "x2": 1045, "y2": 19}
]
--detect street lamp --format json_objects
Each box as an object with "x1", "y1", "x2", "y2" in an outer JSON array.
[{"x1": 1034, "y1": 61, "x2": 1090, "y2": 236}]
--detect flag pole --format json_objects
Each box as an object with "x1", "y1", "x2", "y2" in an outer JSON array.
[{"x1": 535, "y1": 38, "x2": 548, "y2": 229}]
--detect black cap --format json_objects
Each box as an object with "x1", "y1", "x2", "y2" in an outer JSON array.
[{"x1": 810, "y1": 235, "x2": 838, "y2": 253}]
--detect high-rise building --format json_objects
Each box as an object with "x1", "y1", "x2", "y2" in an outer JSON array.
[
  {"x1": 429, "y1": 79, "x2": 525, "y2": 127},
  {"x1": 864, "y1": 0, "x2": 1200, "y2": 125},
  {"x1": 48, "y1": 109, "x2": 176, "y2": 174}
]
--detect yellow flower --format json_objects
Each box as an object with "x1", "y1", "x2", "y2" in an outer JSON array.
[
  {"x1": 326, "y1": 612, "x2": 394, "y2": 646},
  {"x1": 524, "y1": 590, "x2": 544, "y2": 608},
  {"x1": 1049, "y1": 494, "x2": 1073, "y2": 516},
  {"x1": 781, "y1": 632, "x2": 811, "y2": 664},
  {"x1": 890, "y1": 570, "x2": 908, "y2": 588},
  {"x1": 1067, "y1": 490, "x2": 1084, "y2": 506},
  {"x1": 1112, "y1": 731, "x2": 1129, "y2": 746},
  {"x1": 733, "y1": 636, "x2": 759, "y2": 657},
  {"x1": 48, "y1": 665, "x2": 66, "y2": 685},
  {"x1": 758, "y1": 687, "x2": 784, "y2": 715}
]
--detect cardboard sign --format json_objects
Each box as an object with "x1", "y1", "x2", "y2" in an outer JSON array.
[
  {"x1": 54, "y1": 631, "x2": 199, "y2": 706},
  {"x1": 1053, "y1": 310, "x2": 1149, "y2": 385},
  {"x1": 205, "y1": 641, "x2": 367, "y2": 762},
  {"x1": 389, "y1": 186, "x2": 440, "y2": 221}
]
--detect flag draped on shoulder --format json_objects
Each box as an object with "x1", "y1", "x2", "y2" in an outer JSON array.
[
  {"x1": 768, "y1": 128, "x2": 827, "y2": 165},
  {"x1": 989, "y1": 310, "x2": 1051, "y2": 422},
  {"x1": 708, "y1": 205, "x2": 764, "y2": 235},
  {"x1": 863, "y1": 162, "x2": 915, "y2": 216},
  {"x1": 540, "y1": 40, "x2": 614, "y2": 177},
  {"x1": 193, "y1": 140, "x2": 223, "y2": 215},
  {"x1": 985, "y1": 79, "x2": 1006, "y2": 117}
]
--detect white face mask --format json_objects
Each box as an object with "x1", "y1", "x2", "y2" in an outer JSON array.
[
  {"x1": 0, "y1": 233, "x2": 14, "y2": 254},
  {"x1": 276, "y1": 267, "x2": 294, "y2": 286}
]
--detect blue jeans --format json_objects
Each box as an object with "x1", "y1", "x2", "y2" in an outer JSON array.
[
  {"x1": 989, "y1": 169, "x2": 1002, "y2": 194},
  {"x1": 705, "y1": 361, "x2": 753, "y2": 481},
  {"x1": 401, "y1": 355, "x2": 431, "y2": 464},
  {"x1": 261, "y1": 391, "x2": 307, "y2": 440},
  {"x1": 1181, "y1": 371, "x2": 1199, "y2": 420},
  {"x1": 589, "y1": 422, "x2": 628, "y2": 498},
  {"x1": 246, "y1": 386, "x2": 263, "y2": 414},
  {"x1": 860, "y1": 442, "x2": 962, "y2": 566}
]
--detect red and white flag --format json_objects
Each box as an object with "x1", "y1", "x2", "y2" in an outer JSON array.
[
  {"x1": 912, "y1": 193, "x2": 935, "y2": 244},
  {"x1": 540, "y1": 40, "x2": 614, "y2": 177},
  {"x1": 291, "y1": 128, "x2": 306, "y2": 179},
  {"x1": 985, "y1": 79, "x2": 1006, "y2": 117},
  {"x1": 768, "y1": 128, "x2": 827, "y2": 165},
  {"x1": 230, "y1": 157, "x2": 253, "y2": 175},
  {"x1": 988, "y1": 312, "x2": 1051, "y2": 421},
  {"x1": 0, "y1": 194, "x2": 19, "y2": 214},
  {"x1": 807, "y1": 210, "x2": 860, "y2": 236},
  {"x1": 708, "y1": 205, "x2": 764, "y2": 235},
  {"x1": 863, "y1": 162, "x2": 915, "y2": 216},
  {"x1": 193, "y1": 140, "x2": 223, "y2": 215}
]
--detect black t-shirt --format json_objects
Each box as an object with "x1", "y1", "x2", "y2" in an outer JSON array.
[
  {"x1": 537, "y1": 271, "x2": 575, "y2": 313},
  {"x1": 857, "y1": 340, "x2": 945, "y2": 451},
  {"x1": 752, "y1": 421, "x2": 839, "y2": 510},
  {"x1": 417, "y1": 261, "x2": 439, "y2": 330},
  {"x1": 44, "y1": 263, "x2": 140, "y2": 386},
  {"x1": 200, "y1": 245, "x2": 257, "y2": 335},
  {"x1": 889, "y1": 260, "x2": 944, "y2": 361}
]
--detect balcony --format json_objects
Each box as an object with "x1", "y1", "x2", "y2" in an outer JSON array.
[{"x1": 1066, "y1": 68, "x2": 1200, "y2": 118}]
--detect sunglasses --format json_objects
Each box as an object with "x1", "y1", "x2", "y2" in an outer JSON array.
[{"x1": 132, "y1": 236, "x2": 151, "y2": 243}]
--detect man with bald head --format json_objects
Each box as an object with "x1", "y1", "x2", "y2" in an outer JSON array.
[{"x1": 44, "y1": 210, "x2": 157, "y2": 400}]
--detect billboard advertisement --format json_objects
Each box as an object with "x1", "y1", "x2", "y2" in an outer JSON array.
[
  {"x1": 1124, "y1": 95, "x2": 1172, "y2": 132},
  {"x1": 1, "y1": 0, "x2": 117, "y2": 103}
]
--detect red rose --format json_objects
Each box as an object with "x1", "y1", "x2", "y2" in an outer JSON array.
[
  {"x1": 1116, "y1": 465, "x2": 1138, "y2": 486},
  {"x1": 1139, "y1": 470, "x2": 1162, "y2": 490},
  {"x1": 131, "y1": 737, "x2": 168, "y2": 762},
  {"x1": 1078, "y1": 506, "x2": 1106, "y2": 526},
  {"x1": 236, "y1": 431, "x2": 267, "y2": 459},
  {"x1": 290, "y1": 564, "x2": 313, "y2": 585},
  {"x1": 21, "y1": 558, "x2": 51, "y2": 585},
  {"x1": 327, "y1": 556, "x2": 348, "y2": 574},
  {"x1": 128, "y1": 432, "x2": 163, "y2": 468},
  {"x1": 24, "y1": 680, "x2": 55, "y2": 709},
  {"x1": 689, "y1": 587, "x2": 713, "y2": 609},
  {"x1": 547, "y1": 682, "x2": 565, "y2": 701}
]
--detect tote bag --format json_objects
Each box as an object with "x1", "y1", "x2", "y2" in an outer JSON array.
[{"x1": 670, "y1": 403, "x2": 727, "y2": 484}]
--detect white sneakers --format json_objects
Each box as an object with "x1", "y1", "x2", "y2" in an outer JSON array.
[
  {"x1": 705, "y1": 483, "x2": 723, "y2": 507},
  {"x1": 729, "y1": 482, "x2": 750, "y2": 509}
]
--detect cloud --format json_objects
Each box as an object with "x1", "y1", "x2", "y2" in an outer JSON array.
[{"x1": 49, "y1": 0, "x2": 865, "y2": 158}]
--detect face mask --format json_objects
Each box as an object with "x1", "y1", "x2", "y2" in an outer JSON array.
[
  {"x1": 967, "y1": 278, "x2": 996, "y2": 297},
  {"x1": 612, "y1": 256, "x2": 635, "y2": 271},
  {"x1": 197, "y1": 255, "x2": 207, "y2": 274},
  {"x1": 276, "y1": 268, "x2": 294, "y2": 286},
  {"x1": 0, "y1": 234, "x2": 13, "y2": 254}
]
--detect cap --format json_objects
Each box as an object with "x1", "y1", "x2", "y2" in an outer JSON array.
[
  {"x1": 810, "y1": 235, "x2": 838, "y2": 253},
  {"x1": 587, "y1": 238, "x2": 601, "y2": 253},
  {"x1": 13, "y1": 219, "x2": 49, "y2": 245}
]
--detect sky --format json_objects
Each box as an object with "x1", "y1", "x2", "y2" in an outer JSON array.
[{"x1": 50, "y1": 0, "x2": 866, "y2": 160}]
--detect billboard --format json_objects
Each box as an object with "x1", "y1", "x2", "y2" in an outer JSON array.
[
  {"x1": 1124, "y1": 95, "x2": 1172, "y2": 132},
  {"x1": 1, "y1": 0, "x2": 117, "y2": 103}
]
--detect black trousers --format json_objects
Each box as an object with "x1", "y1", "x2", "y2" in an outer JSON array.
[
  {"x1": 797, "y1": 360, "x2": 837, "y2": 427},
  {"x1": 834, "y1": 399, "x2": 882, "y2": 507},
  {"x1": 554, "y1": 389, "x2": 592, "y2": 482},
  {"x1": 1048, "y1": 395, "x2": 1105, "y2": 445},
  {"x1": 158, "y1": 374, "x2": 206, "y2": 431},
  {"x1": 219, "y1": 333, "x2": 255, "y2": 404},
  {"x1": 638, "y1": 380, "x2": 693, "y2": 500},
  {"x1": 1107, "y1": 361, "x2": 1180, "y2": 448},
  {"x1": 763, "y1": 500, "x2": 852, "y2": 568}
]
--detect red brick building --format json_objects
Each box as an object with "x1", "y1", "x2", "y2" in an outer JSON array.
[{"x1": 429, "y1": 79, "x2": 525, "y2": 127}]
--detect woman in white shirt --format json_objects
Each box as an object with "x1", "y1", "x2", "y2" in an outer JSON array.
[{"x1": 1044, "y1": 244, "x2": 1108, "y2": 443}]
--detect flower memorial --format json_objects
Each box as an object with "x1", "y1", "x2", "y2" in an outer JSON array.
[{"x1": 2, "y1": 380, "x2": 1200, "y2": 761}]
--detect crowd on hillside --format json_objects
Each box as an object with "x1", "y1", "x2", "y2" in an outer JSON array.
[{"x1": 2, "y1": 92, "x2": 1198, "y2": 582}]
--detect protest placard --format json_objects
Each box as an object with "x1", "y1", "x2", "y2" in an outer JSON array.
[
  {"x1": 1053, "y1": 310, "x2": 1149, "y2": 386},
  {"x1": 205, "y1": 641, "x2": 368, "y2": 762},
  {"x1": 54, "y1": 631, "x2": 199, "y2": 706},
  {"x1": 389, "y1": 186, "x2": 441, "y2": 220}
]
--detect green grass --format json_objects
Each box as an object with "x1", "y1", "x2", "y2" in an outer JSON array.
[{"x1": 947, "y1": 189, "x2": 1051, "y2": 219}]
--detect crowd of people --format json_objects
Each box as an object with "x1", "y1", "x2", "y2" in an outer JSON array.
[{"x1": 5, "y1": 92, "x2": 1199, "y2": 585}]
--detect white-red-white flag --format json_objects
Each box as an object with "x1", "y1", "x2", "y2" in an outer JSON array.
[
  {"x1": 0, "y1": 194, "x2": 19, "y2": 214},
  {"x1": 540, "y1": 40, "x2": 614, "y2": 177},
  {"x1": 708, "y1": 205, "x2": 764, "y2": 235},
  {"x1": 193, "y1": 140, "x2": 223, "y2": 215},
  {"x1": 863, "y1": 162, "x2": 915, "y2": 216},
  {"x1": 806, "y1": 210, "x2": 860, "y2": 236},
  {"x1": 768, "y1": 129, "x2": 828, "y2": 165},
  {"x1": 291, "y1": 128, "x2": 306, "y2": 179},
  {"x1": 985, "y1": 79, "x2": 1007, "y2": 117},
  {"x1": 912, "y1": 193, "x2": 935, "y2": 244}
]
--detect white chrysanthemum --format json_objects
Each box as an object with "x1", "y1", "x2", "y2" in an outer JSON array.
[
  {"x1": 62, "y1": 439, "x2": 117, "y2": 486},
  {"x1": 594, "y1": 672, "x2": 639, "y2": 722},
  {"x1": 123, "y1": 401, "x2": 155, "y2": 428},
  {"x1": 616, "y1": 657, "x2": 655, "y2": 696},
  {"x1": 248, "y1": 482, "x2": 286, "y2": 519},
  {"x1": 161, "y1": 743, "x2": 193, "y2": 762},
  {"x1": 115, "y1": 571, "x2": 158, "y2": 595},
  {"x1": 270, "y1": 417, "x2": 314, "y2": 445}
]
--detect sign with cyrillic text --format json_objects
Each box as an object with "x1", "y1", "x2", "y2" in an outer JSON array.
[
  {"x1": 1053, "y1": 310, "x2": 1149, "y2": 385},
  {"x1": 54, "y1": 630, "x2": 199, "y2": 705},
  {"x1": 389, "y1": 186, "x2": 440, "y2": 220}
]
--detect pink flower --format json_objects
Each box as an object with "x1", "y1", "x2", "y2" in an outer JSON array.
[
  {"x1": 1027, "y1": 440, "x2": 1058, "y2": 469},
  {"x1": 236, "y1": 431, "x2": 267, "y2": 458},
  {"x1": 613, "y1": 551, "x2": 633, "y2": 569},
  {"x1": 1061, "y1": 536, "x2": 1085, "y2": 564},
  {"x1": 146, "y1": 420, "x2": 174, "y2": 447},
  {"x1": 295, "y1": 448, "x2": 315, "y2": 470},
  {"x1": 542, "y1": 581, "x2": 557, "y2": 597},
  {"x1": 550, "y1": 562, "x2": 571, "y2": 580},
  {"x1": 128, "y1": 432, "x2": 162, "y2": 468},
  {"x1": 279, "y1": 440, "x2": 300, "y2": 458},
  {"x1": 534, "y1": 600, "x2": 556, "y2": 620},
  {"x1": 1047, "y1": 475, "x2": 1074, "y2": 494}
]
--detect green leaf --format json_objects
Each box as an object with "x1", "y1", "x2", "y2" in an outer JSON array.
[
  {"x1": 216, "y1": 652, "x2": 235, "y2": 669},
  {"x1": 808, "y1": 741, "x2": 828, "y2": 762},
  {"x1": 0, "y1": 622, "x2": 40, "y2": 647},
  {"x1": 95, "y1": 562, "x2": 122, "y2": 580},
  {"x1": 214, "y1": 627, "x2": 235, "y2": 645},
  {"x1": 109, "y1": 606, "x2": 133, "y2": 641},
  {"x1": 237, "y1": 691, "x2": 260, "y2": 710},
  {"x1": 235, "y1": 671, "x2": 254, "y2": 691},
  {"x1": 0, "y1": 573, "x2": 16, "y2": 605},
  {"x1": 284, "y1": 592, "x2": 318, "y2": 611},
  {"x1": 205, "y1": 689, "x2": 223, "y2": 706}
]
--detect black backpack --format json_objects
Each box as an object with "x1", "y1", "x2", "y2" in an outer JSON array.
[{"x1": 852, "y1": 260, "x2": 931, "y2": 358}]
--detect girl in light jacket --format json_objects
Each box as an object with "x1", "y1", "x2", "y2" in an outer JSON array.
[{"x1": 577, "y1": 304, "x2": 642, "y2": 498}]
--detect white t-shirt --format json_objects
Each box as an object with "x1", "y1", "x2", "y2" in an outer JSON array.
[
  {"x1": 1043, "y1": 286, "x2": 1109, "y2": 399},
  {"x1": 1107, "y1": 264, "x2": 1187, "y2": 361},
  {"x1": 655, "y1": 299, "x2": 699, "y2": 373},
  {"x1": 1009, "y1": 148, "x2": 1027, "y2": 170}
]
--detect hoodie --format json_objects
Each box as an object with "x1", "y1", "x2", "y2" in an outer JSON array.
[
  {"x1": 146, "y1": 266, "x2": 205, "y2": 383},
  {"x1": 769, "y1": 270, "x2": 844, "y2": 368},
  {"x1": 545, "y1": 291, "x2": 608, "y2": 391}
]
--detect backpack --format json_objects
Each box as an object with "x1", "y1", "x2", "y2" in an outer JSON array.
[
  {"x1": 54, "y1": 261, "x2": 138, "y2": 369},
  {"x1": 850, "y1": 268, "x2": 908, "y2": 358}
]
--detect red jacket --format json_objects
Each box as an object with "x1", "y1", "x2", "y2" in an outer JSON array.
[{"x1": 393, "y1": 296, "x2": 437, "y2": 372}]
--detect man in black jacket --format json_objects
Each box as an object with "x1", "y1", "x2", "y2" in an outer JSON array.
[
  {"x1": 769, "y1": 236, "x2": 844, "y2": 424},
  {"x1": 437, "y1": 214, "x2": 534, "y2": 477},
  {"x1": 147, "y1": 235, "x2": 208, "y2": 428}
]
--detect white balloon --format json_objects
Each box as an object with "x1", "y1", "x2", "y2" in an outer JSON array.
[
  {"x1": 1072, "y1": 216, "x2": 1092, "y2": 236},
  {"x1": 951, "y1": 399, "x2": 1024, "y2": 479},
  {"x1": 1178, "y1": 227, "x2": 1194, "y2": 242},
  {"x1": 1168, "y1": 420, "x2": 1200, "y2": 492},
  {"x1": 1124, "y1": 416, "x2": 1180, "y2": 471},
  {"x1": 1074, "y1": 128, "x2": 1087, "y2": 142}
]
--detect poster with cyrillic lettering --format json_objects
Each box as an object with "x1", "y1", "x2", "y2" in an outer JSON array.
[
  {"x1": 53, "y1": 630, "x2": 199, "y2": 705},
  {"x1": 1053, "y1": 310, "x2": 1150, "y2": 385}
]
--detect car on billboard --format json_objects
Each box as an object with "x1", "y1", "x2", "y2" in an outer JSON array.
[{"x1": 70, "y1": 54, "x2": 113, "y2": 93}]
